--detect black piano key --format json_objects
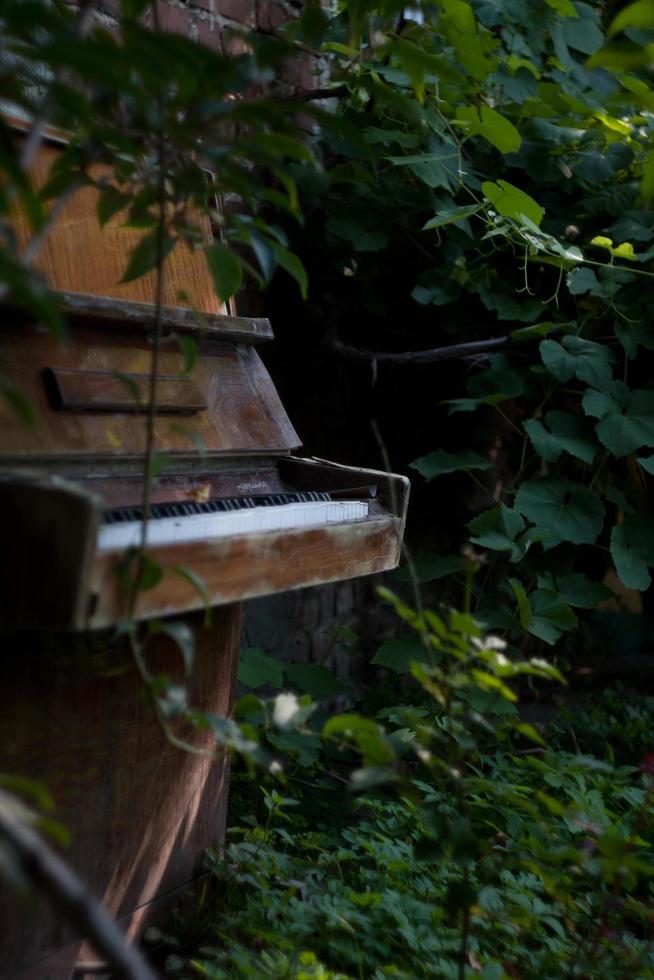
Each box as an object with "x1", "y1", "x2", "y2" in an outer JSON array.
[{"x1": 102, "y1": 489, "x2": 338, "y2": 525}]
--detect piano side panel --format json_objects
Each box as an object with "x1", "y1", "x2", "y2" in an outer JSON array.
[
  {"x1": 12, "y1": 142, "x2": 224, "y2": 314},
  {"x1": 0, "y1": 606, "x2": 241, "y2": 979},
  {"x1": 90, "y1": 516, "x2": 402, "y2": 627},
  {"x1": 0, "y1": 325, "x2": 300, "y2": 458}
]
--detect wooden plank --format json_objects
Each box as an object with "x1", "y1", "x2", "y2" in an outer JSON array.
[
  {"x1": 0, "y1": 324, "x2": 301, "y2": 459},
  {"x1": 0, "y1": 606, "x2": 241, "y2": 979},
  {"x1": 0, "y1": 474, "x2": 100, "y2": 630},
  {"x1": 46, "y1": 367, "x2": 206, "y2": 414},
  {"x1": 11, "y1": 142, "x2": 225, "y2": 313},
  {"x1": 50, "y1": 291, "x2": 274, "y2": 344},
  {"x1": 90, "y1": 516, "x2": 402, "y2": 627}
]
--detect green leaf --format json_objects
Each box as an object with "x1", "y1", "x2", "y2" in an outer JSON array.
[
  {"x1": 205, "y1": 243, "x2": 242, "y2": 301},
  {"x1": 637, "y1": 455, "x2": 654, "y2": 475},
  {"x1": 528, "y1": 590, "x2": 578, "y2": 645},
  {"x1": 395, "y1": 552, "x2": 467, "y2": 583},
  {"x1": 284, "y1": 663, "x2": 344, "y2": 700},
  {"x1": 608, "y1": 0, "x2": 654, "y2": 37},
  {"x1": 537, "y1": 572, "x2": 611, "y2": 608},
  {"x1": 97, "y1": 185, "x2": 131, "y2": 226},
  {"x1": 323, "y1": 714, "x2": 381, "y2": 738},
  {"x1": 545, "y1": 0, "x2": 577, "y2": 14},
  {"x1": 509, "y1": 578, "x2": 533, "y2": 630},
  {"x1": 468, "y1": 504, "x2": 536, "y2": 561},
  {"x1": 456, "y1": 106, "x2": 521, "y2": 154},
  {"x1": 583, "y1": 383, "x2": 654, "y2": 457},
  {"x1": 523, "y1": 411, "x2": 597, "y2": 464},
  {"x1": 422, "y1": 203, "x2": 482, "y2": 231},
  {"x1": 514, "y1": 478, "x2": 605, "y2": 548},
  {"x1": 613, "y1": 241, "x2": 637, "y2": 260},
  {"x1": 482, "y1": 179, "x2": 544, "y2": 227},
  {"x1": 410, "y1": 449, "x2": 491, "y2": 480},
  {"x1": 175, "y1": 334, "x2": 198, "y2": 375},
  {"x1": 272, "y1": 243, "x2": 308, "y2": 298},
  {"x1": 121, "y1": 230, "x2": 176, "y2": 283},
  {"x1": 238, "y1": 647, "x2": 284, "y2": 689},
  {"x1": 566, "y1": 267, "x2": 599, "y2": 295},
  {"x1": 610, "y1": 513, "x2": 654, "y2": 590},
  {"x1": 371, "y1": 637, "x2": 429, "y2": 673},
  {"x1": 540, "y1": 336, "x2": 615, "y2": 389}
]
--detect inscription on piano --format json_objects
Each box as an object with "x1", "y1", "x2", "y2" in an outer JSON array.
[{"x1": 45, "y1": 367, "x2": 207, "y2": 414}]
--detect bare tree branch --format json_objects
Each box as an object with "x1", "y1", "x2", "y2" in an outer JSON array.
[
  {"x1": 282, "y1": 85, "x2": 349, "y2": 103},
  {"x1": 0, "y1": 797, "x2": 160, "y2": 980},
  {"x1": 325, "y1": 331, "x2": 510, "y2": 365}
]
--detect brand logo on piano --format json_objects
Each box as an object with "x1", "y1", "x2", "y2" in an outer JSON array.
[{"x1": 236, "y1": 481, "x2": 269, "y2": 493}]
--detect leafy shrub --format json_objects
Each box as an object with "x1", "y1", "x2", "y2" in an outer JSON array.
[{"x1": 163, "y1": 598, "x2": 654, "y2": 979}]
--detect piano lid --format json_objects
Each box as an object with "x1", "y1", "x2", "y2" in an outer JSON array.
[
  {"x1": 10, "y1": 124, "x2": 226, "y2": 314},
  {"x1": 0, "y1": 298, "x2": 301, "y2": 460}
]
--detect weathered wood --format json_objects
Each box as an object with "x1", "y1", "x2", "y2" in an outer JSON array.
[
  {"x1": 0, "y1": 605, "x2": 241, "y2": 979},
  {"x1": 12, "y1": 141, "x2": 224, "y2": 313},
  {"x1": 0, "y1": 473, "x2": 101, "y2": 630},
  {"x1": 49, "y1": 291, "x2": 274, "y2": 344},
  {"x1": 0, "y1": 322, "x2": 301, "y2": 460},
  {"x1": 91, "y1": 516, "x2": 403, "y2": 627},
  {"x1": 46, "y1": 367, "x2": 206, "y2": 415}
]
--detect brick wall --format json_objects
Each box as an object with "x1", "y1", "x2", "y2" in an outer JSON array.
[{"x1": 82, "y1": 0, "x2": 327, "y2": 96}]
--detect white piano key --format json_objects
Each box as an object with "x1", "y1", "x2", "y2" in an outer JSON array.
[{"x1": 97, "y1": 500, "x2": 370, "y2": 552}]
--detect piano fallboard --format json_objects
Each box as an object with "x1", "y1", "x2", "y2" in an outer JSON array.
[
  {"x1": 0, "y1": 456, "x2": 408, "y2": 630},
  {"x1": 0, "y1": 297, "x2": 409, "y2": 630}
]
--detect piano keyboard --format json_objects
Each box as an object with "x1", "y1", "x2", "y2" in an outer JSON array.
[{"x1": 98, "y1": 492, "x2": 370, "y2": 552}]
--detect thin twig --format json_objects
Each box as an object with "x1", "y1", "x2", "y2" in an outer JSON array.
[{"x1": 326, "y1": 332, "x2": 510, "y2": 365}]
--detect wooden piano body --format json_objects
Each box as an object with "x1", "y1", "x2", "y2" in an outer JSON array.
[{"x1": 0, "y1": 133, "x2": 408, "y2": 979}]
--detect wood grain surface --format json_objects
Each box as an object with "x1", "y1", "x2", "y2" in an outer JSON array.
[
  {"x1": 46, "y1": 367, "x2": 207, "y2": 414},
  {"x1": 0, "y1": 322, "x2": 300, "y2": 459},
  {"x1": 91, "y1": 516, "x2": 402, "y2": 627},
  {"x1": 12, "y1": 143, "x2": 224, "y2": 313},
  {"x1": 0, "y1": 606, "x2": 241, "y2": 979}
]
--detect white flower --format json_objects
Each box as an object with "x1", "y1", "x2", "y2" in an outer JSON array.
[{"x1": 273, "y1": 692, "x2": 301, "y2": 729}]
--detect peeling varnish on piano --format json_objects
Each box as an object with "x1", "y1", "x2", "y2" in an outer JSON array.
[{"x1": 91, "y1": 515, "x2": 403, "y2": 628}]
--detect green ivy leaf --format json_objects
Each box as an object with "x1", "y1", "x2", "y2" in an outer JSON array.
[
  {"x1": 583, "y1": 382, "x2": 654, "y2": 457},
  {"x1": 121, "y1": 230, "x2": 176, "y2": 283},
  {"x1": 566, "y1": 267, "x2": 599, "y2": 295},
  {"x1": 537, "y1": 572, "x2": 611, "y2": 607},
  {"x1": 410, "y1": 449, "x2": 491, "y2": 480},
  {"x1": 468, "y1": 504, "x2": 528, "y2": 560},
  {"x1": 514, "y1": 478, "x2": 605, "y2": 548},
  {"x1": 271, "y1": 243, "x2": 308, "y2": 298},
  {"x1": 528, "y1": 590, "x2": 578, "y2": 645},
  {"x1": 205, "y1": 243, "x2": 242, "y2": 301},
  {"x1": 285, "y1": 663, "x2": 344, "y2": 700},
  {"x1": 423, "y1": 203, "x2": 482, "y2": 231},
  {"x1": 523, "y1": 410, "x2": 597, "y2": 464},
  {"x1": 637, "y1": 455, "x2": 654, "y2": 475},
  {"x1": 540, "y1": 336, "x2": 615, "y2": 389},
  {"x1": 395, "y1": 552, "x2": 467, "y2": 583},
  {"x1": 371, "y1": 637, "x2": 429, "y2": 673},
  {"x1": 482, "y1": 179, "x2": 544, "y2": 227},
  {"x1": 238, "y1": 647, "x2": 284, "y2": 689},
  {"x1": 509, "y1": 578, "x2": 533, "y2": 630},
  {"x1": 456, "y1": 105, "x2": 521, "y2": 154},
  {"x1": 608, "y1": 0, "x2": 654, "y2": 37},
  {"x1": 610, "y1": 513, "x2": 654, "y2": 590}
]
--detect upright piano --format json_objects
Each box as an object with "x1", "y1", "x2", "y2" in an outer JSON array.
[{"x1": 0, "y1": 129, "x2": 409, "y2": 979}]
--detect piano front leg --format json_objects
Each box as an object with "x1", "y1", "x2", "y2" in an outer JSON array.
[{"x1": 0, "y1": 605, "x2": 242, "y2": 979}]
